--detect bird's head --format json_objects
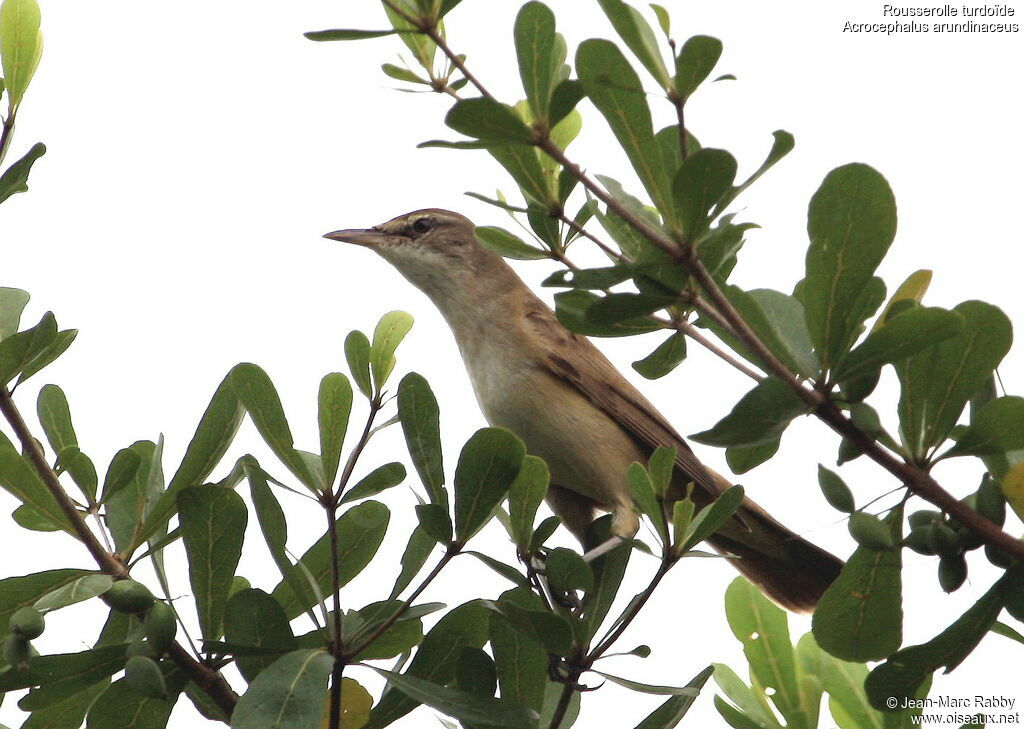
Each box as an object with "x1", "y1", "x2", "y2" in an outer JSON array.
[{"x1": 325, "y1": 208, "x2": 517, "y2": 308}]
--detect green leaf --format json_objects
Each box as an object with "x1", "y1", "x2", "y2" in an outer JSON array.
[
  {"x1": 632, "y1": 332, "x2": 686, "y2": 379},
  {"x1": 672, "y1": 147, "x2": 736, "y2": 238},
  {"x1": 833, "y1": 306, "x2": 963, "y2": 383},
  {"x1": 223, "y1": 588, "x2": 297, "y2": 683},
  {"x1": 98, "y1": 448, "x2": 141, "y2": 505},
  {"x1": 33, "y1": 574, "x2": 113, "y2": 613},
  {"x1": 231, "y1": 649, "x2": 333, "y2": 729},
  {"x1": 593, "y1": 669, "x2": 704, "y2": 696},
  {"x1": 507, "y1": 455, "x2": 549, "y2": 550},
  {"x1": 871, "y1": 269, "x2": 932, "y2": 334},
  {"x1": 812, "y1": 507, "x2": 903, "y2": 662},
  {"x1": 0, "y1": 141, "x2": 45, "y2": 203},
  {"x1": 897, "y1": 301, "x2": 1012, "y2": 457},
  {"x1": 488, "y1": 588, "x2": 547, "y2": 716},
  {"x1": 514, "y1": 2, "x2": 560, "y2": 121},
  {"x1": 178, "y1": 486, "x2": 247, "y2": 639},
  {"x1": 0, "y1": 311, "x2": 55, "y2": 384},
  {"x1": 586, "y1": 292, "x2": 676, "y2": 325},
  {"x1": 0, "y1": 431, "x2": 74, "y2": 534},
  {"x1": 381, "y1": 62, "x2": 426, "y2": 84},
  {"x1": 15, "y1": 328, "x2": 77, "y2": 386},
  {"x1": 576, "y1": 38, "x2": 674, "y2": 222},
  {"x1": 724, "y1": 578, "x2": 801, "y2": 722},
  {"x1": 549, "y1": 78, "x2": 586, "y2": 128},
  {"x1": 555, "y1": 290, "x2": 664, "y2": 338},
  {"x1": 0, "y1": 569, "x2": 91, "y2": 633},
  {"x1": 717, "y1": 130, "x2": 795, "y2": 214},
  {"x1": 57, "y1": 447, "x2": 97, "y2": 503},
  {"x1": 340, "y1": 462, "x2": 406, "y2": 504},
  {"x1": 370, "y1": 310, "x2": 414, "y2": 391},
  {"x1": 581, "y1": 516, "x2": 631, "y2": 638},
  {"x1": 12, "y1": 504, "x2": 59, "y2": 531},
  {"x1": 106, "y1": 440, "x2": 165, "y2": 554},
  {"x1": 475, "y1": 225, "x2": 549, "y2": 260},
  {"x1": 271, "y1": 500, "x2": 390, "y2": 619},
  {"x1": 673, "y1": 35, "x2": 722, "y2": 100},
  {"x1": 725, "y1": 440, "x2": 779, "y2": 475},
  {"x1": 416, "y1": 502, "x2": 453, "y2": 544},
  {"x1": 628, "y1": 462, "x2": 664, "y2": 540},
  {"x1": 865, "y1": 570, "x2": 1011, "y2": 711},
  {"x1": 389, "y1": 525, "x2": 437, "y2": 599},
  {"x1": 345, "y1": 330, "x2": 373, "y2": 398},
  {"x1": 36, "y1": 384, "x2": 77, "y2": 460},
  {"x1": 0, "y1": 645, "x2": 126, "y2": 699},
  {"x1": 365, "y1": 601, "x2": 489, "y2": 729},
  {"x1": 318, "y1": 372, "x2": 352, "y2": 488},
  {"x1": 20, "y1": 678, "x2": 107, "y2": 729},
  {"x1": 350, "y1": 613, "x2": 424, "y2": 662},
  {"x1": 796, "y1": 163, "x2": 897, "y2": 372},
  {"x1": 488, "y1": 143, "x2": 553, "y2": 207},
  {"x1": 85, "y1": 671, "x2": 181, "y2": 729},
  {"x1": 454, "y1": 428, "x2": 526, "y2": 543},
  {"x1": 446, "y1": 97, "x2": 535, "y2": 144},
  {"x1": 230, "y1": 363, "x2": 317, "y2": 489},
  {"x1": 678, "y1": 485, "x2": 744, "y2": 553},
  {"x1": 482, "y1": 600, "x2": 573, "y2": 657},
  {"x1": 372, "y1": 667, "x2": 536, "y2": 728},
  {"x1": 692, "y1": 377, "x2": 809, "y2": 448},
  {"x1": 633, "y1": 665, "x2": 713, "y2": 729},
  {"x1": 713, "y1": 663, "x2": 784, "y2": 729},
  {"x1": 0, "y1": 286, "x2": 30, "y2": 340},
  {"x1": 398, "y1": 372, "x2": 446, "y2": 506},
  {"x1": 545, "y1": 547, "x2": 594, "y2": 594},
  {"x1": 596, "y1": 0, "x2": 671, "y2": 88},
  {"x1": 0, "y1": 0, "x2": 41, "y2": 109},
  {"x1": 135, "y1": 372, "x2": 243, "y2": 546},
  {"x1": 948, "y1": 396, "x2": 1024, "y2": 457},
  {"x1": 245, "y1": 459, "x2": 316, "y2": 624},
  {"x1": 701, "y1": 287, "x2": 818, "y2": 380},
  {"x1": 304, "y1": 28, "x2": 397, "y2": 41}
]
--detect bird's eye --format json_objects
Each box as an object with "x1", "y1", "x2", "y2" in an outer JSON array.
[{"x1": 411, "y1": 218, "x2": 434, "y2": 235}]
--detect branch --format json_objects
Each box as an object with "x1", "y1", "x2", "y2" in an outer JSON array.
[
  {"x1": 326, "y1": 396, "x2": 382, "y2": 729},
  {"x1": 586, "y1": 561, "x2": 670, "y2": 663},
  {"x1": 420, "y1": 28, "x2": 1024, "y2": 561},
  {"x1": 342, "y1": 545, "x2": 458, "y2": 660},
  {"x1": 0, "y1": 386, "x2": 240, "y2": 720}
]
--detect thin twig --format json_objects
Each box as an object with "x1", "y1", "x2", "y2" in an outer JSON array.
[
  {"x1": 342, "y1": 546, "x2": 458, "y2": 660},
  {"x1": 547, "y1": 678, "x2": 579, "y2": 729},
  {"x1": 0, "y1": 386, "x2": 239, "y2": 719},
  {"x1": 587, "y1": 562, "x2": 671, "y2": 662}
]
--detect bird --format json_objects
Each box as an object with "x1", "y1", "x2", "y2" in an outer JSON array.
[{"x1": 325, "y1": 208, "x2": 843, "y2": 612}]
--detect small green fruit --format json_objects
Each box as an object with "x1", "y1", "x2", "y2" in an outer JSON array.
[
  {"x1": 143, "y1": 602, "x2": 177, "y2": 655},
  {"x1": 125, "y1": 655, "x2": 167, "y2": 699},
  {"x1": 105, "y1": 580, "x2": 156, "y2": 614},
  {"x1": 9, "y1": 606, "x2": 45, "y2": 639},
  {"x1": 3, "y1": 633, "x2": 31, "y2": 667}
]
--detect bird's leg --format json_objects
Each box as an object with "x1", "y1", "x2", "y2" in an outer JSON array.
[{"x1": 582, "y1": 535, "x2": 624, "y2": 562}]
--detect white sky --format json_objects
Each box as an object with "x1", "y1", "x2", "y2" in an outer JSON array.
[{"x1": 2, "y1": 1, "x2": 1023, "y2": 727}]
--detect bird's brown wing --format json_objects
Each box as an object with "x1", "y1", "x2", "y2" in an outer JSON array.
[{"x1": 523, "y1": 308, "x2": 725, "y2": 501}]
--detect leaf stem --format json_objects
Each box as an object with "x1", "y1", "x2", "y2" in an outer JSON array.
[
  {"x1": 0, "y1": 386, "x2": 240, "y2": 720},
  {"x1": 0, "y1": 112, "x2": 16, "y2": 167},
  {"x1": 586, "y1": 560, "x2": 671, "y2": 662}
]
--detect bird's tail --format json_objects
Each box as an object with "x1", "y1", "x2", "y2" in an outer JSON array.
[{"x1": 706, "y1": 488, "x2": 843, "y2": 613}]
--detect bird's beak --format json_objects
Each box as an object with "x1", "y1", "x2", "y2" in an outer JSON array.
[{"x1": 323, "y1": 228, "x2": 401, "y2": 247}]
